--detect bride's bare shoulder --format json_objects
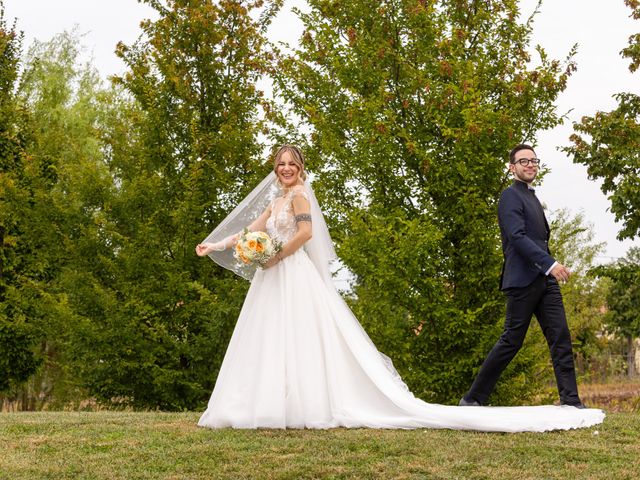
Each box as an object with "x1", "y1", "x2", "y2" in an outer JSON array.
[{"x1": 290, "y1": 185, "x2": 308, "y2": 199}]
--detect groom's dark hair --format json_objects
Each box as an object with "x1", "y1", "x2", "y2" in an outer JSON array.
[{"x1": 509, "y1": 144, "x2": 536, "y2": 164}]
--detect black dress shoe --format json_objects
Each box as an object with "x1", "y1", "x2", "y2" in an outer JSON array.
[
  {"x1": 459, "y1": 397, "x2": 481, "y2": 407},
  {"x1": 562, "y1": 402, "x2": 587, "y2": 409}
]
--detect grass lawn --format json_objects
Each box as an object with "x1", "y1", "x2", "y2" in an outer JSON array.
[{"x1": 1, "y1": 411, "x2": 638, "y2": 479}]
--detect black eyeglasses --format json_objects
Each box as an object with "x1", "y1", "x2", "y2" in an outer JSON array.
[{"x1": 512, "y1": 158, "x2": 540, "y2": 167}]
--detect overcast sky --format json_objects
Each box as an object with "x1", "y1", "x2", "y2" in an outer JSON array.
[{"x1": 5, "y1": 0, "x2": 639, "y2": 262}]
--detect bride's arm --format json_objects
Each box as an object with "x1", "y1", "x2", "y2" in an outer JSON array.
[
  {"x1": 196, "y1": 205, "x2": 272, "y2": 257},
  {"x1": 264, "y1": 188, "x2": 312, "y2": 267}
]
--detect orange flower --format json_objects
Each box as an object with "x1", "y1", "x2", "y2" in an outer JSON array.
[
  {"x1": 255, "y1": 242, "x2": 264, "y2": 252},
  {"x1": 247, "y1": 239, "x2": 257, "y2": 250}
]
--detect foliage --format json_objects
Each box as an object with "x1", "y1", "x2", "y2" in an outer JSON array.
[
  {"x1": 0, "y1": 28, "x2": 116, "y2": 407},
  {"x1": 54, "y1": 0, "x2": 279, "y2": 409},
  {"x1": 0, "y1": 322, "x2": 39, "y2": 393},
  {"x1": 0, "y1": 2, "x2": 42, "y2": 394},
  {"x1": 1, "y1": 1, "x2": 282, "y2": 410},
  {"x1": 4, "y1": 0, "x2": 616, "y2": 409},
  {"x1": 566, "y1": 0, "x2": 640, "y2": 240},
  {"x1": 593, "y1": 247, "x2": 640, "y2": 377},
  {"x1": 276, "y1": 0, "x2": 575, "y2": 403}
]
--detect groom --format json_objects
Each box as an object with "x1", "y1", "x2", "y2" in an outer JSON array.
[{"x1": 460, "y1": 144, "x2": 585, "y2": 408}]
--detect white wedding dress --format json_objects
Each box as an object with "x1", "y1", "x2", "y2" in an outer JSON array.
[{"x1": 198, "y1": 189, "x2": 605, "y2": 432}]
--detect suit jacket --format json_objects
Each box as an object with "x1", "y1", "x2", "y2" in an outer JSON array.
[{"x1": 498, "y1": 180, "x2": 555, "y2": 290}]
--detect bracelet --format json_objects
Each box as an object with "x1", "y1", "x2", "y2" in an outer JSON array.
[{"x1": 295, "y1": 213, "x2": 312, "y2": 224}]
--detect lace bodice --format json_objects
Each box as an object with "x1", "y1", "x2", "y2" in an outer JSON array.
[{"x1": 266, "y1": 189, "x2": 309, "y2": 244}]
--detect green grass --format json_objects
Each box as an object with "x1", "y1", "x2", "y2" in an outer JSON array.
[{"x1": 1, "y1": 412, "x2": 638, "y2": 479}]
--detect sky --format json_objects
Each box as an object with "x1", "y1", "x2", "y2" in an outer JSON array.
[{"x1": 4, "y1": 0, "x2": 639, "y2": 263}]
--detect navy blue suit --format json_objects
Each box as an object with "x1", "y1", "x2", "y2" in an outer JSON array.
[
  {"x1": 464, "y1": 180, "x2": 581, "y2": 406},
  {"x1": 498, "y1": 180, "x2": 555, "y2": 290}
]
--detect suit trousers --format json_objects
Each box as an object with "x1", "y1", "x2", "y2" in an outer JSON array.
[{"x1": 467, "y1": 275, "x2": 580, "y2": 405}]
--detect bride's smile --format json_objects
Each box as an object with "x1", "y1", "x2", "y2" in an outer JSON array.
[{"x1": 276, "y1": 151, "x2": 302, "y2": 188}]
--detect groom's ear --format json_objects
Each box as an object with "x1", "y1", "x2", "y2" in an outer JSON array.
[{"x1": 507, "y1": 162, "x2": 515, "y2": 174}]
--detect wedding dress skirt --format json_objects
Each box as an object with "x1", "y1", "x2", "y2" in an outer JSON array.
[{"x1": 198, "y1": 250, "x2": 605, "y2": 432}]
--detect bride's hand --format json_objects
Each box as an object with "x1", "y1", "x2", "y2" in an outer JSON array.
[
  {"x1": 263, "y1": 254, "x2": 281, "y2": 269},
  {"x1": 196, "y1": 242, "x2": 218, "y2": 256}
]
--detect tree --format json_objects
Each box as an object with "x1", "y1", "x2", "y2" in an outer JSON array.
[
  {"x1": 0, "y1": 2, "x2": 42, "y2": 396},
  {"x1": 55, "y1": 0, "x2": 279, "y2": 409},
  {"x1": 276, "y1": 0, "x2": 575, "y2": 403},
  {"x1": 567, "y1": 0, "x2": 640, "y2": 240},
  {"x1": 593, "y1": 247, "x2": 640, "y2": 378},
  {"x1": 0, "y1": 27, "x2": 116, "y2": 408}
]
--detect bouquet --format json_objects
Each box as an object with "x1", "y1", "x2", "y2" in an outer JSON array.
[{"x1": 234, "y1": 229, "x2": 282, "y2": 267}]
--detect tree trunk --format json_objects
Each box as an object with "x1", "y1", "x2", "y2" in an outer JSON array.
[{"x1": 627, "y1": 335, "x2": 637, "y2": 378}]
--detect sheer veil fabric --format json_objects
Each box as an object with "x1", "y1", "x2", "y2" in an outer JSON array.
[
  {"x1": 202, "y1": 172, "x2": 336, "y2": 285},
  {"x1": 202, "y1": 172, "x2": 279, "y2": 280},
  {"x1": 198, "y1": 173, "x2": 605, "y2": 432}
]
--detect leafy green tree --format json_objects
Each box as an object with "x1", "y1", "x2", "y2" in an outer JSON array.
[
  {"x1": 0, "y1": 29, "x2": 114, "y2": 408},
  {"x1": 567, "y1": 0, "x2": 640, "y2": 240},
  {"x1": 0, "y1": 3, "x2": 43, "y2": 396},
  {"x1": 55, "y1": 0, "x2": 278, "y2": 409},
  {"x1": 277, "y1": 0, "x2": 576, "y2": 403},
  {"x1": 593, "y1": 247, "x2": 640, "y2": 378}
]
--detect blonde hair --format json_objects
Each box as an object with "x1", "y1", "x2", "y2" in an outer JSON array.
[{"x1": 273, "y1": 145, "x2": 307, "y2": 183}]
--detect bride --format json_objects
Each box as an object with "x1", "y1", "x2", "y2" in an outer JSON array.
[{"x1": 195, "y1": 145, "x2": 604, "y2": 432}]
